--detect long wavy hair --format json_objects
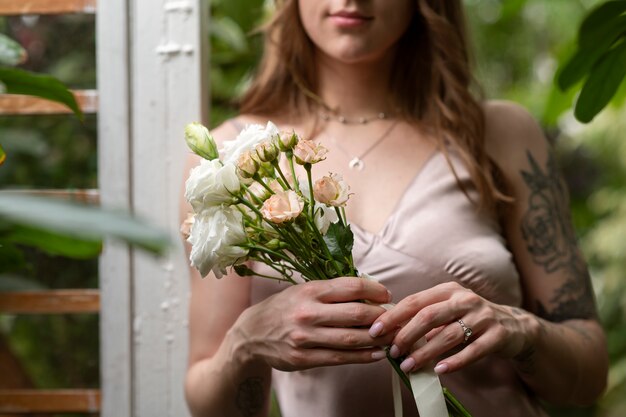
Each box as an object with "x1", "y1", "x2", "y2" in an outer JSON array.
[{"x1": 240, "y1": 0, "x2": 510, "y2": 210}]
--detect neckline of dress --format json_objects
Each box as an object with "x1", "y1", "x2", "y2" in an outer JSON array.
[{"x1": 349, "y1": 150, "x2": 442, "y2": 238}]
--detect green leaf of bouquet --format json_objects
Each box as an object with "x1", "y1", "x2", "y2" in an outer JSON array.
[
  {"x1": 233, "y1": 264, "x2": 257, "y2": 277},
  {"x1": 0, "y1": 67, "x2": 83, "y2": 120},
  {"x1": 0, "y1": 195, "x2": 171, "y2": 255},
  {"x1": 558, "y1": 15, "x2": 626, "y2": 91},
  {"x1": 575, "y1": 41, "x2": 626, "y2": 123},
  {"x1": 0, "y1": 143, "x2": 6, "y2": 166},
  {"x1": 7, "y1": 225, "x2": 102, "y2": 259},
  {"x1": 0, "y1": 33, "x2": 27, "y2": 66},
  {"x1": 323, "y1": 222, "x2": 354, "y2": 263}
]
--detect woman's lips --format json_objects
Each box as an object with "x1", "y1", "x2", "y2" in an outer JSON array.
[{"x1": 328, "y1": 11, "x2": 373, "y2": 28}]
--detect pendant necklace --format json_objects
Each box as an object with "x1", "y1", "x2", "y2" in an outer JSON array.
[{"x1": 327, "y1": 119, "x2": 399, "y2": 171}]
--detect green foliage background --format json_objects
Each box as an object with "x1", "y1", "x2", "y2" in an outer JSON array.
[{"x1": 1, "y1": 1, "x2": 625, "y2": 416}]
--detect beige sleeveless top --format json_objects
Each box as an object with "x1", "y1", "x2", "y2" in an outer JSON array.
[{"x1": 250, "y1": 151, "x2": 548, "y2": 417}]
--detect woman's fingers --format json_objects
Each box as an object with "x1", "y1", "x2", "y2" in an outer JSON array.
[
  {"x1": 432, "y1": 330, "x2": 498, "y2": 375},
  {"x1": 316, "y1": 302, "x2": 387, "y2": 327},
  {"x1": 292, "y1": 327, "x2": 395, "y2": 349},
  {"x1": 397, "y1": 318, "x2": 479, "y2": 373},
  {"x1": 284, "y1": 347, "x2": 386, "y2": 370},
  {"x1": 369, "y1": 282, "x2": 467, "y2": 338},
  {"x1": 389, "y1": 301, "x2": 463, "y2": 355},
  {"x1": 314, "y1": 277, "x2": 391, "y2": 304}
]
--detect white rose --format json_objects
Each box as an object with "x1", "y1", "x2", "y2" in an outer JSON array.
[
  {"x1": 187, "y1": 206, "x2": 249, "y2": 278},
  {"x1": 185, "y1": 159, "x2": 241, "y2": 213},
  {"x1": 221, "y1": 121, "x2": 280, "y2": 164},
  {"x1": 314, "y1": 202, "x2": 339, "y2": 234}
]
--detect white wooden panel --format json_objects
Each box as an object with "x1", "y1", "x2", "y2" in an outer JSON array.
[
  {"x1": 98, "y1": 0, "x2": 208, "y2": 414},
  {"x1": 97, "y1": 0, "x2": 133, "y2": 416},
  {"x1": 130, "y1": 0, "x2": 208, "y2": 416}
]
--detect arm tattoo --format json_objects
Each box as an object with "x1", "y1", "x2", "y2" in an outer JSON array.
[
  {"x1": 520, "y1": 150, "x2": 597, "y2": 322},
  {"x1": 236, "y1": 377, "x2": 265, "y2": 417}
]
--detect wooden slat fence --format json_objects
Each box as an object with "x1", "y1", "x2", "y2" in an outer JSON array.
[
  {"x1": 0, "y1": 0, "x2": 96, "y2": 16},
  {"x1": 0, "y1": 0, "x2": 101, "y2": 414}
]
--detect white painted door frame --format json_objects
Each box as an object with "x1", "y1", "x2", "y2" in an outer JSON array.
[{"x1": 97, "y1": 1, "x2": 209, "y2": 415}]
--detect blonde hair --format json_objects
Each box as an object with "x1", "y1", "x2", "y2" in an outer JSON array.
[{"x1": 240, "y1": 0, "x2": 510, "y2": 210}]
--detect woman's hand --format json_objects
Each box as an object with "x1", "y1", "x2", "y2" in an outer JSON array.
[
  {"x1": 368, "y1": 281, "x2": 540, "y2": 375},
  {"x1": 230, "y1": 277, "x2": 396, "y2": 372}
]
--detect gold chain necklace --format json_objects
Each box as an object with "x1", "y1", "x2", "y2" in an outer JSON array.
[
  {"x1": 327, "y1": 119, "x2": 399, "y2": 170},
  {"x1": 319, "y1": 110, "x2": 389, "y2": 125}
]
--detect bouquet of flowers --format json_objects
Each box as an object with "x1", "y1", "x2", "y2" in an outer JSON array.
[{"x1": 183, "y1": 121, "x2": 471, "y2": 417}]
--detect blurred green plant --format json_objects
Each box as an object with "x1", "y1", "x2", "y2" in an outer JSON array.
[
  {"x1": 0, "y1": 194, "x2": 170, "y2": 262},
  {"x1": 0, "y1": 32, "x2": 83, "y2": 120},
  {"x1": 557, "y1": 0, "x2": 626, "y2": 123},
  {"x1": 208, "y1": 0, "x2": 267, "y2": 126},
  {"x1": 0, "y1": 31, "x2": 169, "y2": 265}
]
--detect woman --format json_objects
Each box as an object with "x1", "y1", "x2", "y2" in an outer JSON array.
[{"x1": 182, "y1": 1, "x2": 608, "y2": 416}]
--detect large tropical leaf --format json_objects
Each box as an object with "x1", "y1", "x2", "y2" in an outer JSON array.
[
  {"x1": 0, "y1": 195, "x2": 170, "y2": 255},
  {"x1": 5, "y1": 225, "x2": 102, "y2": 259},
  {"x1": 0, "y1": 67, "x2": 83, "y2": 120},
  {"x1": 557, "y1": 1, "x2": 626, "y2": 123},
  {"x1": 575, "y1": 41, "x2": 626, "y2": 123}
]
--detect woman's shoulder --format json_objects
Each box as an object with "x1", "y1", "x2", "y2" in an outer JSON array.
[
  {"x1": 209, "y1": 114, "x2": 271, "y2": 143},
  {"x1": 482, "y1": 100, "x2": 550, "y2": 173}
]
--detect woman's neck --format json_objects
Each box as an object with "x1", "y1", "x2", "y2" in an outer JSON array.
[{"x1": 315, "y1": 51, "x2": 395, "y2": 118}]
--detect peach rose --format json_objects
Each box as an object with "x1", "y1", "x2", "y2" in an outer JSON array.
[
  {"x1": 261, "y1": 190, "x2": 304, "y2": 223},
  {"x1": 314, "y1": 173, "x2": 350, "y2": 207},
  {"x1": 293, "y1": 140, "x2": 328, "y2": 165}
]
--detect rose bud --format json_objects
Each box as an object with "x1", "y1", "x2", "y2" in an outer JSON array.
[
  {"x1": 247, "y1": 181, "x2": 271, "y2": 201},
  {"x1": 185, "y1": 123, "x2": 219, "y2": 160},
  {"x1": 237, "y1": 151, "x2": 260, "y2": 179},
  {"x1": 293, "y1": 140, "x2": 328, "y2": 165},
  {"x1": 275, "y1": 131, "x2": 299, "y2": 152},
  {"x1": 314, "y1": 173, "x2": 350, "y2": 207},
  {"x1": 255, "y1": 140, "x2": 280, "y2": 163}
]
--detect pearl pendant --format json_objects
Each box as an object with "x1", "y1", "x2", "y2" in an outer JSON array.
[{"x1": 349, "y1": 157, "x2": 365, "y2": 170}]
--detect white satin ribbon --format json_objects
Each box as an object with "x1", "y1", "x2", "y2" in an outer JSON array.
[
  {"x1": 364, "y1": 272, "x2": 447, "y2": 417},
  {"x1": 407, "y1": 337, "x2": 448, "y2": 417}
]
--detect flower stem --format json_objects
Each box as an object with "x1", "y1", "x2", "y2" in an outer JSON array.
[
  {"x1": 252, "y1": 174, "x2": 275, "y2": 195},
  {"x1": 304, "y1": 164, "x2": 315, "y2": 219},
  {"x1": 287, "y1": 151, "x2": 301, "y2": 194},
  {"x1": 444, "y1": 388, "x2": 472, "y2": 417},
  {"x1": 272, "y1": 161, "x2": 292, "y2": 190},
  {"x1": 334, "y1": 207, "x2": 345, "y2": 227},
  {"x1": 305, "y1": 216, "x2": 343, "y2": 278}
]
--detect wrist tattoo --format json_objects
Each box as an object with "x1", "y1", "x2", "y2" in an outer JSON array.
[
  {"x1": 513, "y1": 343, "x2": 537, "y2": 375},
  {"x1": 519, "y1": 150, "x2": 597, "y2": 322},
  {"x1": 236, "y1": 377, "x2": 264, "y2": 417}
]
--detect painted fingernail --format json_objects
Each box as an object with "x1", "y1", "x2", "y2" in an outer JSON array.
[
  {"x1": 400, "y1": 357, "x2": 416, "y2": 373},
  {"x1": 389, "y1": 344, "x2": 400, "y2": 358},
  {"x1": 371, "y1": 350, "x2": 386, "y2": 360},
  {"x1": 369, "y1": 322, "x2": 384, "y2": 337},
  {"x1": 434, "y1": 363, "x2": 449, "y2": 375},
  {"x1": 386, "y1": 290, "x2": 393, "y2": 301}
]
